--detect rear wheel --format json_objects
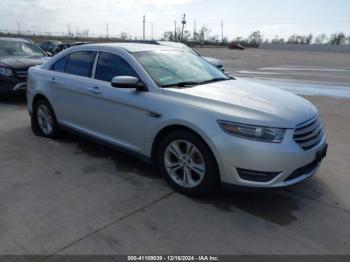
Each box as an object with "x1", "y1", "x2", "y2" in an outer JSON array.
[
  {"x1": 31, "y1": 98, "x2": 61, "y2": 138},
  {"x1": 157, "y1": 130, "x2": 220, "y2": 196}
]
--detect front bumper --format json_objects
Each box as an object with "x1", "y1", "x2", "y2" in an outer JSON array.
[
  {"x1": 0, "y1": 77, "x2": 26, "y2": 93},
  {"x1": 211, "y1": 129, "x2": 327, "y2": 188}
]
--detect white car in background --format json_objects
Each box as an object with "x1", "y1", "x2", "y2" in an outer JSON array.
[{"x1": 26, "y1": 43, "x2": 327, "y2": 195}]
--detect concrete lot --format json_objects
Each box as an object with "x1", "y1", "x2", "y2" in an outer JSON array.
[
  {"x1": 1, "y1": 49, "x2": 350, "y2": 257},
  {"x1": 198, "y1": 48, "x2": 350, "y2": 84}
]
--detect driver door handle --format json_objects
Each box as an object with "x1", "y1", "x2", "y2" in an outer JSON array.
[{"x1": 88, "y1": 86, "x2": 102, "y2": 95}]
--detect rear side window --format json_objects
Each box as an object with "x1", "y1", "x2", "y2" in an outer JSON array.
[
  {"x1": 95, "y1": 52, "x2": 138, "y2": 82},
  {"x1": 65, "y1": 51, "x2": 96, "y2": 77},
  {"x1": 52, "y1": 55, "x2": 68, "y2": 72}
]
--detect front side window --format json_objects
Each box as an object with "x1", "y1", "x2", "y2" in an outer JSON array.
[
  {"x1": 95, "y1": 52, "x2": 138, "y2": 82},
  {"x1": 133, "y1": 50, "x2": 229, "y2": 87},
  {"x1": 65, "y1": 51, "x2": 96, "y2": 77}
]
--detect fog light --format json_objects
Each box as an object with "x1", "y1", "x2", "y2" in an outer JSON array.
[{"x1": 237, "y1": 168, "x2": 281, "y2": 183}]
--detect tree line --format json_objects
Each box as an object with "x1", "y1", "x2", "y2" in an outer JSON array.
[{"x1": 162, "y1": 28, "x2": 350, "y2": 47}]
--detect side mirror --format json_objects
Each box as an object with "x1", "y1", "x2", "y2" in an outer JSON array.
[{"x1": 111, "y1": 76, "x2": 146, "y2": 91}]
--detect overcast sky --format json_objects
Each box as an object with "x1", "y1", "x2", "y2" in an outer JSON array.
[{"x1": 0, "y1": 0, "x2": 349, "y2": 40}]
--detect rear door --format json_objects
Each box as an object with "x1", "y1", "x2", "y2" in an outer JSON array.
[{"x1": 49, "y1": 50, "x2": 98, "y2": 130}]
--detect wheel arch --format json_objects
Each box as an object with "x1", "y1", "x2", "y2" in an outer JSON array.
[
  {"x1": 151, "y1": 124, "x2": 221, "y2": 180},
  {"x1": 32, "y1": 93, "x2": 50, "y2": 108}
]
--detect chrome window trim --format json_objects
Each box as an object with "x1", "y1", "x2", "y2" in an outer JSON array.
[{"x1": 91, "y1": 51, "x2": 100, "y2": 79}]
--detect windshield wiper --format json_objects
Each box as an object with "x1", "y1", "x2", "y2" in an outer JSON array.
[
  {"x1": 198, "y1": 77, "x2": 231, "y2": 85},
  {"x1": 161, "y1": 81, "x2": 199, "y2": 88},
  {"x1": 161, "y1": 77, "x2": 233, "y2": 88}
]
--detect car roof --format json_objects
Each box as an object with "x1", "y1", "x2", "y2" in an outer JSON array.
[
  {"x1": 85, "y1": 43, "x2": 177, "y2": 53},
  {"x1": 0, "y1": 37, "x2": 32, "y2": 43}
]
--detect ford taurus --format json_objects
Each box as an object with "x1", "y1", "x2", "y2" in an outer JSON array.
[{"x1": 26, "y1": 43, "x2": 328, "y2": 195}]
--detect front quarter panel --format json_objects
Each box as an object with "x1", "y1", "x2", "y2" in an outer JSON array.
[{"x1": 143, "y1": 92, "x2": 225, "y2": 163}]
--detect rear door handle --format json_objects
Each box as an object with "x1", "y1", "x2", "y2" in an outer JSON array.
[
  {"x1": 48, "y1": 77, "x2": 57, "y2": 84},
  {"x1": 88, "y1": 86, "x2": 102, "y2": 95}
]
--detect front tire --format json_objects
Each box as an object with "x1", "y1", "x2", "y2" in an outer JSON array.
[
  {"x1": 157, "y1": 130, "x2": 220, "y2": 196},
  {"x1": 31, "y1": 98, "x2": 61, "y2": 138}
]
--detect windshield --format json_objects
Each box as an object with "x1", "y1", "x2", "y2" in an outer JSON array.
[
  {"x1": 0, "y1": 40, "x2": 45, "y2": 58},
  {"x1": 157, "y1": 41, "x2": 197, "y2": 55},
  {"x1": 133, "y1": 50, "x2": 229, "y2": 87}
]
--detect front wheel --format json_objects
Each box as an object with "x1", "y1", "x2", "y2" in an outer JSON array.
[{"x1": 157, "y1": 131, "x2": 220, "y2": 196}]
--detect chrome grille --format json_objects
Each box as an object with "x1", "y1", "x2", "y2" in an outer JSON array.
[
  {"x1": 15, "y1": 70, "x2": 28, "y2": 79},
  {"x1": 294, "y1": 115, "x2": 324, "y2": 151}
]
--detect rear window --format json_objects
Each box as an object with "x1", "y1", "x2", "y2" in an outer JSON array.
[{"x1": 65, "y1": 51, "x2": 96, "y2": 77}]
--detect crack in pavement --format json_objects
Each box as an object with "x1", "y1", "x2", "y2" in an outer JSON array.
[{"x1": 37, "y1": 191, "x2": 175, "y2": 261}]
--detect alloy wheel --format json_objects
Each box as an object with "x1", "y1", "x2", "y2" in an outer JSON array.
[
  {"x1": 164, "y1": 140, "x2": 206, "y2": 188},
  {"x1": 37, "y1": 104, "x2": 54, "y2": 135}
]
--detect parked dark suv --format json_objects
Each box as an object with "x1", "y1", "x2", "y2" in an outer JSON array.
[
  {"x1": 40, "y1": 40, "x2": 62, "y2": 53},
  {"x1": 0, "y1": 37, "x2": 49, "y2": 93}
]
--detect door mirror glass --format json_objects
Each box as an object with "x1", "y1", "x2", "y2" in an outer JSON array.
[{"x1": 111, "y1": 76, "x2": 146, "y2": 91}]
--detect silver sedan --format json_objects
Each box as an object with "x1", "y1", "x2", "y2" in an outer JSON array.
[{"x1": 26, "y1": 43, "x2": 328, "y2": 195}]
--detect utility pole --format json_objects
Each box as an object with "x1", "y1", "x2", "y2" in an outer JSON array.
[
  {"x1": 193, "y1": 20, "x2": 197, "y2": 41},
  {"x1": 174, "y1": 20, "x2": 177, "y2": 41},
  {"x1": 67, "y1": 24, "x2": 71, "y2": 38},
  {"x1": 76, "y1": 26, "x2": 79, "y2": 39},
  {"x1": 18, "y1": 22, "x2": 21, "y2": 35},
  {"x1": 221, "y1": 20, "x2": 224, "y2": 43},
  {"x1": 151, "y1": 22, "x2": 154, "y2": 40},
  {"x1": 106, "y1": 23, "x2": 109, "y2": 39},
  {"x1": 181, "y1": 13, "x2": 186, "y2": 43},
  {"x1": 143, "y1": 15, "x2": 146, "y2": 40}
]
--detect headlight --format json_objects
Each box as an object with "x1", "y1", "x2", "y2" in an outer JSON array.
[
  {"x1": 218, "y1": 120, "x2": 285, "y2": 143},
  {"x1": 0, "y1": 67, "x2": 14, "y2": 77}
]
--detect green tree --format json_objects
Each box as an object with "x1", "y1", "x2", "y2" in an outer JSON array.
[
  {"x1": 248, "y1": 31, "x2": 263, "y2": 47},
  {"x1": 329, "y1": 33, "x2": 346, "y2": 45},
  {"x1": 272, "y1": 35, "x2": 285, "y2": 44},
  {"x1": 315, "y1": 33, "x2": 327, "y2": 44},
  {"x1": 162, "y1": 31, "x2": 174, "y2": 41}
]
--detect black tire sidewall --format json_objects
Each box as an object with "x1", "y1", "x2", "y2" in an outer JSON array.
[{"x1": 157, "y1": 130, "x2": 219, "y2": 196}]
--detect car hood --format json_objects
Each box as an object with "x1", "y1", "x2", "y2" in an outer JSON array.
[
  {"x1": 202, "y1": 56, "x2": 223, "y2": 68},
  {"x1": 0, "y1": 56, "x2": 49, "y2": 70},
  {"x1": 162, "y1": 79, "x2": 318, "y2": 128}
]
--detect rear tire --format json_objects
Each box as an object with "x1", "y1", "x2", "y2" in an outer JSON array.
[
  {"x1": 31, "y1": 98, "x2": 61, "y2": 138},
  {"x1": 157, "y1": 130, "x2": 220, "y2": 196}
]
